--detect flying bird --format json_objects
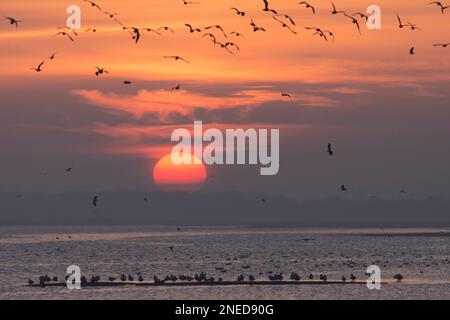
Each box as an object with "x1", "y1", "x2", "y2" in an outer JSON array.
[
  {"x1": 56, "y1": 32, "x2": 75, "y2": 41},
  {"x1": 182, "y1": 0, "x2": 200, "y2": 5},
  {"x1": 202, "y1": 33, "x2": 217, "y2": 44},
  {"x1": 327, "y1": 143, "x2": 334, "y2": 156},
  {"x1": 125, "y1": 27, "x2": 142, "y2": 43},
  {"x1": 262, "y1": 0, "x2": 277, "y2": 14},
  {"x1": 48, "y1": 52, "x2": 56, "y2": 60},
  {"x1": 57, "y1": 26, "x2": 78, "y2": 37},
  {"x1": 163, "y1": 56, "x2": 190, "y2": 63},
  {"x1": 104, "y1": 12, "x2": 118, "y2": 18},
  {"x1": 298, "y1": 2, "x2": 316, "y2": 14},
  {"x1": 92, "y1": 196, "x2": 99, "y2": 207},
  {"x1": 429, "y1": 2, "x2": 450, "y2": 14},
  {"x1": 275, "y1": 14, "x2": 296, "y2": 25},
  {"x1": 123, "y1": 80, "x2": 132, "y2": 84},
  {"x1": 352, "y1": 12, "x2": 369, "y2": 21},
  {"x1": 396, "y1": 14, "x2": 406, "y2": 29},
  {"x1": 344, "y1": 14, "x2": 361, "y2": 34},
  {"x1": 281, "y1": 93, "x2": 292, "y2": 98},
  {"x1": 409, "y1": 47, "x2": 415, "y2": 55},
  {"x1": 82, "y1": 0, "x2": 102, "y2": 11},
  {"x1": 85, "y1": 28, "x2": 98, "y2": 33},
  {"x1": 229, "y1": 31, "x2": 245, "y2": 39},
  {"x1": 250, "y1": 20, "x2": 266, "y2": 32},
  {"x1": 31, "y1": 61, "x2": 45, "y2": 72},
  {"x1": 205, "y1": 25, "x2": 227, "y2": 38},
  {"x1": 185, "y1": 24, "x2": 202, "y2": 33},
  {"x1": 65, "y1": 168, "x2": 72, "y2": 173},
  {"x1": 230, "y1": 8, "x2": 245, "y2": 16},
  {"x1": 95, "y1": 66, "x2": 109, "y2": 76},
  {"x1": 3, "y1": 17, "x2": 21, "y2": 28},
  {"x1": 341, "y1": 185, "x2": 348, "y2": 192},
  {"x1": 273, "y1": 16, "x2": 297, "y2": 34},
  {"x1": 331, "y1": 2, "x2": 346, "y2": 15},
  {"x1": 157, "y1": 26, "x2": 175, "y2": 33},
  {"x1": 433, "y1": 43, "x2": 450, "y2": 47},
  {"x1": 172, "y1": 84, "x2": 181, "y2": 90}
]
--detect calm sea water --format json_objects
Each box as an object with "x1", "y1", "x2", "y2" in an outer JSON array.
[{"x1": 0, "y1": 226, "x2": 449, "y2": 300}]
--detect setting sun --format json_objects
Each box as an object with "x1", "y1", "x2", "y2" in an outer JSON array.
[{"x1": 153, "y1": 153, "x2": 207, "y2": 191}]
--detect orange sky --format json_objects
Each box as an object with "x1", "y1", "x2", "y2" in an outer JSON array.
[{"x1": 1, "y1": 0, "x2": 449, "y2": 83}]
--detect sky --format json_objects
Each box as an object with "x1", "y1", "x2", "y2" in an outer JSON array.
[{"x1": 1, "y1": 0, "x2": 450, "y2": 204}]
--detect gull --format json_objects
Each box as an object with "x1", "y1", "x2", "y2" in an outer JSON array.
[
  {"x1": 429, "y1": 2, "x2": 450, "y2": 14},
  {"x1": 352, "y1": 12, "x2": 369, "y2": 21},
  {"x1": 182, "y1": 0, "x2": 200, "y2": 5},
  {"x1": 275, "y1": 14, "x2": 296, "y2": 25},
  {"x1": 205, "y1": 25, "x2": 227, "y2": 38},
  {"x1": 85, "y1": 28, "x2": 98, "y2": 33},
  {"x1": 229, "y1": 31, "x2": 245, "y2": 39},
  {"x1": 3, "y1": 17, "x2": 21, "y2": 28},
  {"x1": 298, "y1": 2, "x2": 316, "y2": 14},
  {"x1": 82, "y1": 0, "x2": 103, "y2": 12},
  {"x1": 341, "y1": 185, "x2": 348, "y2": 192},
  {"x1": 282, "y1": 93, "x2": 292, "y2": 98},
  {"x1": 172, "y1": 84, "x2": 181, "y2": 90},
  {"x1": 273, "y1": 16, "x2": 297, "y2": 34},
  {"x1": 305, "y1": 27, "x2": 328, "y2": 41},
  {"x1": 409, "y1": 47, "x2": 415, "y2": 55},
  {"x1": 92, "y1": 196, "x2": 99, "y2": 207},
  {"x1": 250, "y1": 19, "x2": 266, "y2": 32},
  {"x1": 185, "y1": 23, "x2": 201, "y2": 33},
  {"x1": 31, "y1": 61, "x2": 45, "y2": 72},
  {"x1": 57, "y1": 26, "x2": 78, "y2": 37},
  {"x1": 144, "y1": 28, "x2": 161, "y2": 35},
  {"x1": 56, "y1": 32, "x2": 75, "y2": 41},
  {"x1": 48, "y1": 52, "x2": 56, "y2": 60},
  {"x1": 224, "y1": 42, "x2": 240, "y2": 52},
  {"x1": 344, "y1": 13, "x2": 361, "y2": 34},
  {"x1": 407, "y1": 22, "x2": 420, "y2": 31},
  {"x1": 216, "y1": 42, "x2": 234, "y2": 54},
  {"x1": 396, "y1": 13, "x2": 406, "y2": 29},
  {"x1": 125, "y1": 27, "x2": 142, "y2": 43},
  {"x1": 104, "y1": 12, "x2": 118, "y2": 18},
  {"x1": 123, "y1": 80, "x2": 132, "y2": 84},
  {"x1": 433, "y1": 43, "x2": 450, "y2": 47},
  {"x1": 157, "y1": 26, "x2": 175, "y2": 33},
  {"x1": 230, "y1": 8, "x2": 245, "y2": 16},
  {"x1": 322, "y1": 30, "x2": 335, "y2": 42},
  {"x1": 95, "y1": 66, "x2": 109, "y2": 76},
  {"x1": 202, "y1": 33, "x2": 217, "y2": 44},
  {"x1": 164, "y1": 56, "x2": 190, "y2": 63},
  {"x1": 327, "y1": 143, "x2": 334, "y2": 156},
  {"x1": 262, "y1": 0, "x2": 277, "y2": 14},
  {"x1": 331, "y1": 2, "x2": 346, "y2": 15}
]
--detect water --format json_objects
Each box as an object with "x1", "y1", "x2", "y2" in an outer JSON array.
[{"x1": 0, "y1": 226, "x2": 449, "y2": 300}]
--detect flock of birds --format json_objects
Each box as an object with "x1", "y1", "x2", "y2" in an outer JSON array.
[
  {"x1": 2, "y1": 0, "x2": 449, "y2": 75},
  {"x1": 28, "y1": 270, "x2": 404, "y2": 287}
]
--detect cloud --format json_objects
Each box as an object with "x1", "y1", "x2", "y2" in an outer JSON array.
[{"x1": 72, "y1": 88, "x2": 336, "y2": 121}]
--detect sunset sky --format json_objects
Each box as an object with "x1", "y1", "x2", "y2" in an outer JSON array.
[{"x1": 1, "y1": 0, "x2": 450, "y2": 200}]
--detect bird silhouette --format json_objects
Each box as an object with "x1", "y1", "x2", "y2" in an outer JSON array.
[
  {"x1": 182, "y1": 0, "x2": 200, "y2": 5},
  {"x1": 352, "y1": 12, "x2": 369, "y2": 21},
  {"x1": 262, "y1": 0, "x2": 277, "y2": 14},
  {"x1": 229, "y1": 31, "x2": 245, "y2": 39},
  {"x1": 3, "y1": 17, "x2": 21, "y2": 28},
  {"x1": 48, "y1": 52, "x2": 56, "y2": 60},
  {"x1": 31, "y1": 61, "x2": 45, "y2": 73},
  {"x1": 273, "y1": 16, "x2": 297, "y2": 34},
  {"x1": 205, "y1": 25, "x2": 227, "y2": 38},
  {"x1": 250, "y1": 20, "x2": 266, "y2": 32},
  {"x1": 185, "y1": 24, "x2": 202, "y2": 33},
  {"x1": 341, "y1": 185, "x2": 348, "y2": 192},
  {"x1": 56, "y1": 32, "x2": 75, "y2": 41},
  {"x1": 83, "y1": 0, "x2": 103, "y2": 12},
  {"x1": 409, "y1": 47, "x2": 415, "y2": 55},
  {"x1": 327, "y1": 143, "x2": 334, "y2": 156},
  {"x1": 275, "y1": 14, "x2": 296, "y2": 25},
  {"x1": 104, "y1": 12, "x2": 118, "y2": 18},
  {"x1": 123, "y1": 80, "x2": 132, "y2": 84},
  {"x1": 57, "y1": 26, "x2": 78, "y2": 37},
  {"x1": 202, "y1": 33, "x2": 217, "y2": 44},
  {"x1": 298, "y1": 2, "x2": 316, "y2": 14},
  {"x1": 396, "y1": 13, "x2": 406, "y2": 29},
  {"x1": 157, "y1": 26, "x2": 175, "y2": 33},
  {"x1": 172, "y1": 84, "x2": 181, "y2": 90},
  {"x1": 429, "y1": 2, "x2": 450, "y2": 14},
  {"x1": 65, "y1": 168, "x2": 72, "y2": 173},
  {"x1": 331, "y1": 2, "x2": 346, "y2": 15},
  {"x1": 433, "y1": 43, "x2": 450, "y2": 48},
  {"x1": 95, "y1": 67, "x2": 109, "y2": 76},
  {"x1": 92, "y1": 196, "x2": 99, "y2": 207},
  {"x1": 281, "y1": 93, "x2": 292, "y2": 98},
  {"x1": 230, "y1": 8, "x2": 245, "y2": 16},
  {"x1": 163, "y1": 56, "x2": 190, "y2": 63}
]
